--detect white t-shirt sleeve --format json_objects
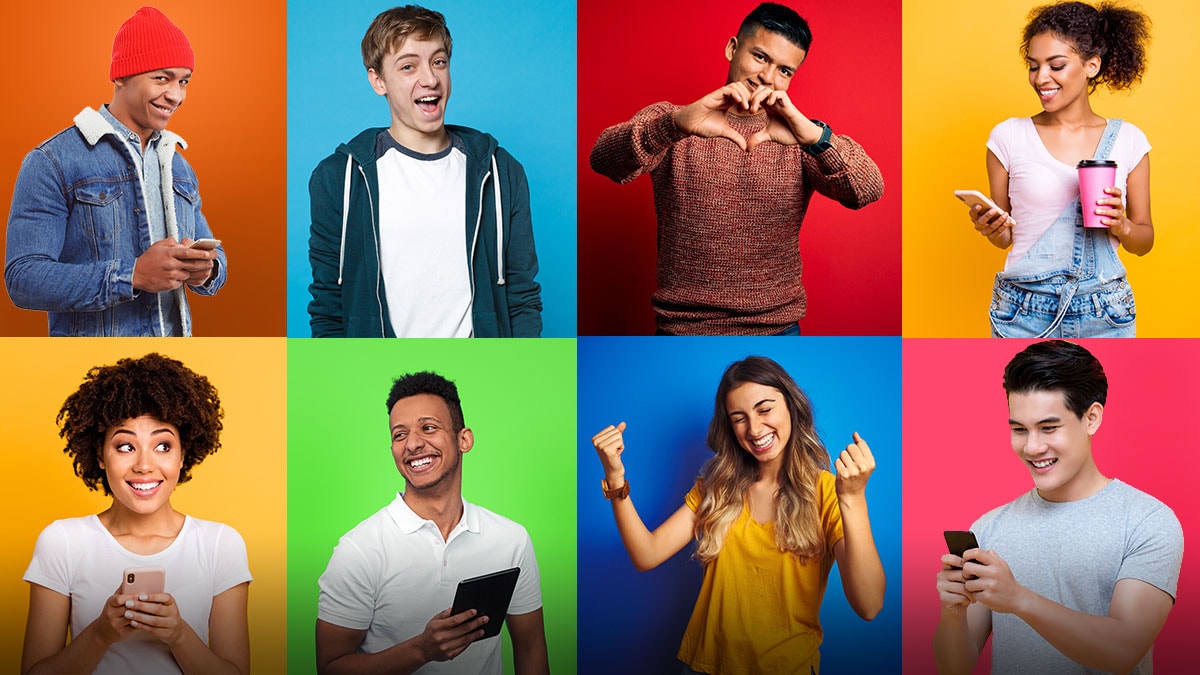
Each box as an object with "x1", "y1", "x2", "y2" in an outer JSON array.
[
  {"x1": 1117, "y1": 501, "x2": 1183, "y2": 599},
  {"x1": 317, "y1": 538, "x2": 378, "y2": 630},
  {"x1": 211, "y1": 524, "x2": 253, "y2": 596},
  {"x1": 23, "y1": 520, "x2": 73, "y2": 596},
  {"x1": 985, "y1": 118, "x2": 1016, "y2": 172},
  {"x1": 1115, "y1": 122, "x2": 1151, "y2": 174},
  {"x1": 507, "y1": 528, "x2": 542, "y2": 616}
]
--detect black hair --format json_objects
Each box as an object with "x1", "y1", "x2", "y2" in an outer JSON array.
[
  {"x1": 1022, "y1": 1, "x2": 1151, "y2": 92},
  {"x1": 57, "y1": 353, "x2": 223, "y2": 495},
  {"x1": 1003, "y1": 340, "x2": 1108, "y2": 418},
  {"x1": 386, "y1": 371, "x2": 465, "y2": 432},
  {"x1": 738, "y1": 2, "x2": 813, "y2": 52}
]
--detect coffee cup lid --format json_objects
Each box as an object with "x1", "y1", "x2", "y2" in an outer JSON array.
[{"x1": 1077, "y1": 159, "x2": 1118, "y2": 168}]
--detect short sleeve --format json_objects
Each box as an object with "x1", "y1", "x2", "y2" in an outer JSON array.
[
  {"x1": 1116, "y1": 122, "x2": 1151, "y2": 173},
  {"x1": 817, "y1": 470, "x2": 844, "y2": 554},
  {"x1": 23, "y1": 521, "x2": 72, "y2": 596},
  {"x1": 985, "y1": 119, "x2": 1015, "y2": 172},
  {"x1": 507, "y1": 528, "x2": 543, "y2": 616},
  {"x1": 1118, "y1": 502, "x2": 1184, "y2": 599},
  {"x1": 317, "y1": 538, "x2": 378, "y2": 630},
  {"x1": 685, "y1": 480, "x2": 703, "y2": 513},
  {"x1": 211, "y1": 524, "x2": 253, "y2": 596}
]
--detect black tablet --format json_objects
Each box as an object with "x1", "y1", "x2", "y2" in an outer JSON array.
[{"x1": 450, "y1": 567, "x2": 520, "y2": 640}]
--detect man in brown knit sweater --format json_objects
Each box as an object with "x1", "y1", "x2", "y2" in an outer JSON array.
[{"x1": 589, "y1": 2, "x2": 883, "y2": 336}]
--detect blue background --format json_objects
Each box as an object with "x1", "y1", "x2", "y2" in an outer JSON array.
[
  {"x1": 577, "y1": 336, "x2": 902, "y2": 673},
  {"x1": 286, "y1": 0, "x2": 577, "y2": 336}
]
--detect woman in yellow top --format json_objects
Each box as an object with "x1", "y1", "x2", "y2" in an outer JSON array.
[{"x1": 591, "y1": 355, "x2": 885, "y2": 675}]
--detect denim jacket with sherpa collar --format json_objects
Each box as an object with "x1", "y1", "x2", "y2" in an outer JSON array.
[{"x1": 4, "y1": 106, "x2": 226, "y2": 336}]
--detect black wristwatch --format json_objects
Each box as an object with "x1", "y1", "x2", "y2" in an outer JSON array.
[{"x1": 803, "y1": 119, "x2": 833, "y2": 156}]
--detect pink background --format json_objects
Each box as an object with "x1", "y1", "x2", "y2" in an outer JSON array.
[
  {"x1": 576, "y1": 0, "x2": 902, "y2": 335},
  {"x1": 902, "y1": 339, "x2": 1199, "y2": 673}
]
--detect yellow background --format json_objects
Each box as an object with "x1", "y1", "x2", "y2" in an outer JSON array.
[
  {"x1": 0, "y1": 339, "x2": 287, "y2": 673},
  {"x1": 903, "y1": 0, "x2": 1200, "y2": 336}
]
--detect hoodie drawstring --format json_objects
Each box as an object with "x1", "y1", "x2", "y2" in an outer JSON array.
[
  {"x1": 492, "y1": 154, "x2": 505, "y2": 286},
  {"x1": 339, "y1": 154, "x2": 352, "y2": 285}
]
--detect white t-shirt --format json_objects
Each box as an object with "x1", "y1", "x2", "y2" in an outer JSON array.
[
  {"x1": 318, "y1": 494, "x2": 542, "y2": 674},
  {"x1": 23, "y1": 515, "x2": 252, "y2": 675},
  {"x1": 986, "y1": 117, "x2": 1151, "y2": 269},
  {"x1": 376, "y1": 131, "x2": 473, "y2": 337}
]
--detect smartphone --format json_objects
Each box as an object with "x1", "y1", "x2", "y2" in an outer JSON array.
[
  {"x1": 943, "y1": 530, "x2": 983, "y2": 576},
  {"x1": 450, "y1": 567, "x2": 520, "y2": 640},
  {"x1": 954, "y1": 190, "x2": 1015, "y2": 226},
  {"x1": 120, "y1": 566, "x2": 165, "y2": 596},
  {"x1": 188, "y1": 238, "x2": 221, "y2": 250}
]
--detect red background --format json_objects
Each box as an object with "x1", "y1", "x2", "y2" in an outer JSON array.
[
  {"x1": 0, "y1": 1, "x2": 286, "y2": 336},
  {"x1": 902, "y1": 339, "x2": 1199, "y2": 673},
  {"x1": 576, "y1": 0, "x2": 902, "y2": 335}
]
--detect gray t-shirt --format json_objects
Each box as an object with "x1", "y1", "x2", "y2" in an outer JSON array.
[{"x1": 972, "y1": 479, "x2": 1183, "y2": 674}]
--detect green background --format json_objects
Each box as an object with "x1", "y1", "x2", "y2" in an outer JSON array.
[{"x1": 286, "y1": 339, "x2": 577, "y2": 673}]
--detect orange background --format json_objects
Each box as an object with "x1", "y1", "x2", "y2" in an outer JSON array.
[
  {"x1": 0, "y1": 338, "x2": 287, "y2": 673},
  {"x1": 0, "y1": 1, "x2": 287, "y2": 336}
]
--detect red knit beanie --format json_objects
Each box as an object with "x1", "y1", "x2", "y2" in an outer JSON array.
[{"x1": 109, "y1": 7, "x2": 194, "y2": 80}]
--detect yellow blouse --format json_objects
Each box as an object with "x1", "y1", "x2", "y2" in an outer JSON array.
[{"x1": 678, "y1": 470, "x2": 844, "y2": 675}]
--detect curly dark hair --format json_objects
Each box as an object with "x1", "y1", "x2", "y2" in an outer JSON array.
[
  {"x1": 57, "y1": 353, "x2": 223, "y2": 495},
  {"x1": 385, "y1": 371, "x2": 465, "y2": 433},
  {"x1": 1022, "y1": 1, "x2": 1151, "y2": 92}
]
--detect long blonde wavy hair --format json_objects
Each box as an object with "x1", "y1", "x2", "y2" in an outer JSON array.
[{"x1": 693, "y1": 356, "x2": 829, "y2": 563}]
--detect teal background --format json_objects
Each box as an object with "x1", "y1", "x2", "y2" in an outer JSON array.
[
  {"x1": 286, "y1": 0, "x2": 577, "y2": 337},
  {"x1": 286, "y1": 338, "x2": 577, "y2": 673}
]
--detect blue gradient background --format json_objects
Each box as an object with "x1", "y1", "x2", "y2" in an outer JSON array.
[
  {"x1": 286, "y1": 0, "x2": 577, "y2": 336},
  {"x1": 577, "y1": 336, "x2": 902, "y2": 674}
]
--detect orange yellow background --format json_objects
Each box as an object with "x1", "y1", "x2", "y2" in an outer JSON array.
[
  {"x1": 903, "y1": 0, "x2": 1200, "y2": 336},
  {"x1": 0, "y1": 1, "x2": 287, "y2": 336},
  {"x1": 0, "y1": 338, "x2": 287, "y2": 673}
]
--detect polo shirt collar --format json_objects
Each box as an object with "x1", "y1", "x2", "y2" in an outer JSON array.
[{"x1": 386, "y1": 492, "x2": 481, "y2": 535}]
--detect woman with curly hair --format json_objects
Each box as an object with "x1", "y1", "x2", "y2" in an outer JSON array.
[
  {"x1": 590, "y1": 356, "x2": 885, "y2": 675},
  {"x1": 970, "y1": 1, "x2": 1154, "y2": 337},
  {"x1": 21, "y1": 353, "x2": 251, "y2": 675}
]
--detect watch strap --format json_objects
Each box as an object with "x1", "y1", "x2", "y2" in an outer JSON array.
[
  {"x1": 803, "y1": 119, "x2": 833, "y2": 156},
  {"x1": 601, "y1": 478, "x2": 630, "y2": 500}
]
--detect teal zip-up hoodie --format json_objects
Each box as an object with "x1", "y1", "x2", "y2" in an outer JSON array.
[{"x1": 307, "y1": 125, "x2": 542, "y2": 337}]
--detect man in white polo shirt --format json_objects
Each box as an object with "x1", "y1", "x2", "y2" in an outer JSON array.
[{"x1": 315, "y1": 371, "x2": 549, "y2": 674}]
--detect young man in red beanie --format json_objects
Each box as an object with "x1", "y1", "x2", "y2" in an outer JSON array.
[{"x1": 4, "y1": 6, "x2": 227, "y2": 336}]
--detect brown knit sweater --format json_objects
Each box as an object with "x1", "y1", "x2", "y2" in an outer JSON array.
[{"x1": 590, "y1": 102, "x2": 884, "y2": 335}]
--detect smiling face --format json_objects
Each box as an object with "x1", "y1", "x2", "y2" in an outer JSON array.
[
  {"x1": 98, "y1": 415, "x2": 183, "y2": 516},
  {"x1": 725, "y1": 381, "x2": 793, "y2": 470},
  {"x1": 725, "y1": 27, "x2": 807, "y2": 94},
  {"x1": 1026, "y1": 32, "x2": 1099, "y2": 113},
  {"x1": 368, "y1": 34, "x2": 451, "y2": 153},
  {"x1": 110, "y1": 68, "x2": 189, "y2": 141},
  {"x1": 1008, "y1": 389, "x2": 1107, "y2": 502},
  {"x1": 390, "y1": 393, "x2": 472, "y2": 494}
]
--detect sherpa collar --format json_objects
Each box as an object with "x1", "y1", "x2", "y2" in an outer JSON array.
[{"x1": 72, "y1": 106, "x2": 186, "y2": 150}]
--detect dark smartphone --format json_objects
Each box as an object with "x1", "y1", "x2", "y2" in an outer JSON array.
[
  {"x1": 943, "y1": 530, "x2": 982, "y2": 574},
  {"x1": 450, "y1": 567, "x2": 520, "y2": 640}
]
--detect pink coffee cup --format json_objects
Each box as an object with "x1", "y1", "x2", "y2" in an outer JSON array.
[{"x1": 1077, "y1": 159, "x2": 1117, "y2": 229}]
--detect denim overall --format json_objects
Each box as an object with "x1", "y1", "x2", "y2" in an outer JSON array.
[{"x1": 988, "y1": 119, "x2": 1136, "y2": 338}]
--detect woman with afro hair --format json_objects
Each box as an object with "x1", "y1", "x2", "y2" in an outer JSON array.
[
  {"x1": 590, "y1": 356, "x2": 885, "y2": 675},
  {"x1": 968, "y1": 1, "x2": 1155, "y2": 337},
  {"x1": 21, "y1": 353, "x2": 251, "y2": 675}
]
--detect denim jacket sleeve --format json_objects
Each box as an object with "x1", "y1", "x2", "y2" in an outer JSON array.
[
  {"x1": 175, "y1": 162, "x2": 228, "y2": 297},
  {"x1": 4, "y1": 147, "x2": 138, "y2": 312},
  {"x1": 500, "y1": 153, "x2": 542, "y2": 337}
]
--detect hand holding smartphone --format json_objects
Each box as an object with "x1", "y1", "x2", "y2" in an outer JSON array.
[
  {"x1": 954, "y1": 190, "x2": 1015, "y2": 227},
  {"x1": 120, "y1": 566, "x2": 165, "y2": 596},
  {"x1": 943, "y1": 530, "x2": 982, "y2": 578},
  {"x1": 188, "y1": 238, "x2": 221, "y2": 250}
]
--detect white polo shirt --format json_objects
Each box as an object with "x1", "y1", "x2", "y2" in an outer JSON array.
[{"x1": 318, "y1": 494, "x2": 542, "y2": 674}]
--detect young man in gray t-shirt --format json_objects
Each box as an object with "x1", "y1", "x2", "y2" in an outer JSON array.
[{"x1": 933, "y1": 340, "x2": 1184, "y2": 674}]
